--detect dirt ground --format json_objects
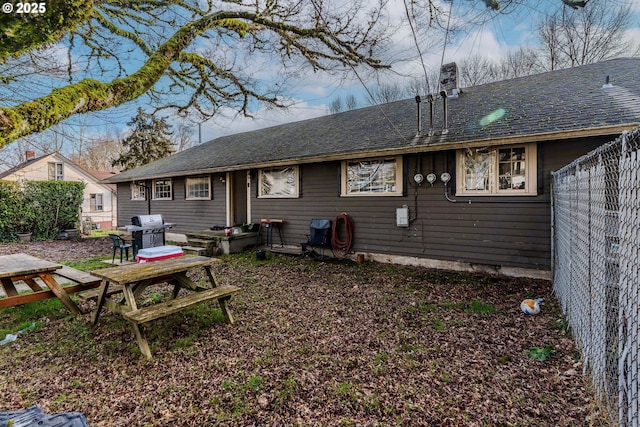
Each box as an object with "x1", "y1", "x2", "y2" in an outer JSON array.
[{"x1": 0, "y1": 238, "x2": 612, "y2": 426}]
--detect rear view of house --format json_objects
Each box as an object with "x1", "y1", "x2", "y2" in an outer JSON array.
[{"x1": 103, "y1": 58, "x2": 640, "y2": 279}]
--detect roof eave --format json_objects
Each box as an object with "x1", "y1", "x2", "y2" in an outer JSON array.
[{"x1": 102, "y1": 123, "x2": 638, "y2": 184}]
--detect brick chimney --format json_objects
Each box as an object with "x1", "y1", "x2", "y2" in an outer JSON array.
[
  {"x1": 26, "y1": 150, "x2": 35, "y2": 161},
  {"x1": 439, "y1": 62, "x2": 459, "y2": 97}
]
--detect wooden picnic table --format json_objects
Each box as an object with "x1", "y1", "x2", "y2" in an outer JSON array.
[
  {"x1": 89, "y1": 255, "x2": 240, "y2": 359},
  {"x1": 0, "y1": 253, "x2": 100, "y2": 315}
]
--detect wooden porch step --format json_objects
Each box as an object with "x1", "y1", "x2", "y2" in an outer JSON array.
[
  {"x1": 123, "y1": 285, "x2": 241, "y2": 324},
  {"x1": 181, "y1": 245, "x2": 209, "y2": 256},
  {"x1": 186, "y1": 238, "x2": 217, "y2": 246}
]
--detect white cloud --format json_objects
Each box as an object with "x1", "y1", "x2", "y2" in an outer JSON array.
[{"x1": 198, "y1": 100, "x2": 329, "y2": 142}]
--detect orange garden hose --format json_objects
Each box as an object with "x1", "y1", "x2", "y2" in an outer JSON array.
[{"x1": 331, "y1": 212, "x2": 354, "y2": 258}]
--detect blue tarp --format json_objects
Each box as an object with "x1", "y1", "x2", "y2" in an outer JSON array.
[{"x1": 0, "y1": 406, "x2": 88, "y2": 427}]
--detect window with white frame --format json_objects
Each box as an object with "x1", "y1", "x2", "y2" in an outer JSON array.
[
  {"x1": 153, "y1": 178, "x2": 172, "y2": 200},
  {"x1": 90, "y1": 193, "x2": 104, "y2": 211},
  {"x1": 258, "y1": 166, "x2": 299, "y2": 198},
  {"x1": 341, "y1": 156, "x2": 403, "y2": 196},
  {"x1": 48, "y1": 162, "x2": 64, "y2": 180},
  {"x1": 186, "y1": 176, "x2": 211, "y2": 200},
  {"x1": 131, "y1": 182, "x2": 147, "y2": 200},
  {"x1": 456, "y1": 143, "x2": 537, "y2": 196}
]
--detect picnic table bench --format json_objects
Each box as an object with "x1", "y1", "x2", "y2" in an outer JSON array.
[
  {"x1": 89, "y1": 255, "x2": 240, "y2": 359},
  {"x1": 0, "y1": 253, "x2": 101, "y2": 315}
]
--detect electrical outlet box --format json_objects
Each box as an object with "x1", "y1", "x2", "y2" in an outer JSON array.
[{"x1": 396, "y1": 206, "x2": 409, "y2": 227}]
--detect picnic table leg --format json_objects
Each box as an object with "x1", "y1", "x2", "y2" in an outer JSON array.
[
  {"x1": 130, "y1": 323, "x2": 152, "y2": 359},
  {"x1": 121, "y1": 283, "x2": 152, "y2": 359},
  {"x1": 204, "y1": 266, "x2": 219, "y2": 287},
  {"x1": 92, "y1": 279, "x2": 110, "y2": 325},
  {"x1": 39, "y1": 273, "x2": 81, "y2": 316},
  {"x1": 1, "y1": 277, "x2": 19, "y2": 297},
  {"x1": 218, "y1": 296, "x2": 235, "y2": 324},
  {"x1": 203, "y1": 266, "x2": 234, "y2": 323}
]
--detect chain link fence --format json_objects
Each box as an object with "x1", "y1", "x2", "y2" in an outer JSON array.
[{"x1": 552, "y1": 128, "x2": 640, "y2": 427}]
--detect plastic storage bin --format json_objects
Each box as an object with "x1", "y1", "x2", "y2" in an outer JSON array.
[{"x1": 136, "y1": 245, "x2": 184, "y2": 263}]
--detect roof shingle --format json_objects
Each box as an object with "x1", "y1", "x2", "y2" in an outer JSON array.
[{"x1": 105, "y1": 58, "x2": 640, "y2": 183}]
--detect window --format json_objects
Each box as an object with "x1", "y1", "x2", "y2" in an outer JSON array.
[
  {"x1": 341, "y1": 157, "x2": 403, "y2": 196},
  {"x1": 258, "y1": 166, "x2": 299, "y2": 198},
  {"x1": 186, "y1": 176, "x2": 211, "y2": 200},
  {"x1": 153, "y1": 178, "x2": 172, "y2": 200},
  {"x1": 48, "y1": 162, "x2": 64, "y2": 180},
  {"x1": 456, "y1": 143, "x2": 537, "y2": 196},
  {"x1": 90, "y1": 194, "x2": 104, "y2": 211},
  {"x1": 131, "y1": 182, "x2": 147, "y2": 201}
]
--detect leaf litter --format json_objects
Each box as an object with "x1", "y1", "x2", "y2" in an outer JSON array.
[{"x1": 0, "y1": 238, "x2": 611, "y2": 426}]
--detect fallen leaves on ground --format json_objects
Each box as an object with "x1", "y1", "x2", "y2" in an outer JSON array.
[{"x1": 0, "y1": 238, "x2": 611, "y2": 426}]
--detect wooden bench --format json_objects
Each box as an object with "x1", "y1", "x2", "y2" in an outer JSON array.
[
  {"x1": 0, "y1": 263, "x2": 102, "y2": 310},
  {"x1": 77, "y1": 284, "x2": 124, "y2": 302},
  {"x1": 123, "y1": 285, "x2": 241, "y2": 325},
  {"x1": 55, "y1": 266, "x2": 101, "y2": 286}
]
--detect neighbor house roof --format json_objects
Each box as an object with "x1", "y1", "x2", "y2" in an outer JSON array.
[
  {"x1": 0, "y1": 153, "x2": 116, "y2": 193},
  {"x1": 104, "y1": 57, "x2": 640, "y2": 184}
]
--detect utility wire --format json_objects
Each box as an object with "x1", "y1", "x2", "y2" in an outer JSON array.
[
  {"x1": 402, "y1": 0, "x2": 430, "y2": 93},
  {"x1": 309, "y1": 0, "x2": 408, "y2": 142},
  {"x1": 438, "y1": 0, "x2": 455, "y2": 94}
]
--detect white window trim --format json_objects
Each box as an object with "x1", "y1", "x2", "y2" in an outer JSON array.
[
  {"x1": 456, "y1": 143, "x2": 537, "y2": 196},
  {"x1": 90, "y1": 193, "x2": 104, "y2": 212},
  {"x1": 341, "y1": 156, "x2": 404, "y2": 197},
  {"x1": 131, "y1": 182, "x2": 146, "y2": 201},
  {"x1": 152, "y1": 178, "x2": 173, "y2": 200},
  {"x1": 258, "y1": 166, "x2": 299, "y2": 198},
  {"x1": 185, "y1": 176, "x2": 212, "y2": 200},
  {"x1": 48, "y1": 162, "x2": 64, "y2": 181}
]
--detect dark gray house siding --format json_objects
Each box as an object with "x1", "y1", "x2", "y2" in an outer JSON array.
[
  {"x1": 117, "y1": 173, "x2": 227, "y2": 229},
  {"x1": 104, "y1": 59, "x2": 640, "y2": 278},
  {"x1": 115, "y1": 137, "x2": 607, "y2": 274}
]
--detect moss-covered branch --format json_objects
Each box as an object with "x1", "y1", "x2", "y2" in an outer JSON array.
[
  {"x1": 0, "y1": 0, "x2": 94, "y2": 62},
  {"x1": 0, "y1": 6, "x2": 388, "y2": 147}
]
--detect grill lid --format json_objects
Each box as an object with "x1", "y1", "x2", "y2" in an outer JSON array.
[{"x1": 132, "y1": 214, "x2": 164, "y2": 227}]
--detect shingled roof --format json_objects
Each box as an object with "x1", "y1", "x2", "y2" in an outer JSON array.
[{"x1": 104, "y1": 57, "x2": 640, "y2": 183}]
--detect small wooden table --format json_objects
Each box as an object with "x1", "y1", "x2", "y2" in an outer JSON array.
[
  {"x1": 90, "y1": 255, "x2": 240, "y2": 359},
  {"x1": 0, "y1": 253, "x2": 100, "y2": 315}
]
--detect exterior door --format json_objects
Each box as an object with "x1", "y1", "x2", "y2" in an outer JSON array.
[{"x1": 232, "y1": 170, "x2": 248, "y2": 226}]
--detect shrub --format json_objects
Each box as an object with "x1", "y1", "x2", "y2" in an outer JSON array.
[{"x1": 0, "y1": 180, "x2": 85, "y2": 241}]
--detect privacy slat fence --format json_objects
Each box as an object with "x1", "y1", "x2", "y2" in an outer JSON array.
[{"x1": 552, "y1": 128, "x2": 640, "y2": 427}]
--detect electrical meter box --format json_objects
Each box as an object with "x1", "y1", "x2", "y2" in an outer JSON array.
[{"x1": 396, "y1": 206, "x2": 409, "y2": 227}]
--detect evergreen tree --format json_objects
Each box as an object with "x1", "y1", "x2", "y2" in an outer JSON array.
[{"x1": 112, "y1": 108, "x2": 174, "y2": 171}]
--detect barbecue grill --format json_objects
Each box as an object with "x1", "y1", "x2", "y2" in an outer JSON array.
[{"x1": 123, "y1": 214, "x2": 175, "y2": 252}]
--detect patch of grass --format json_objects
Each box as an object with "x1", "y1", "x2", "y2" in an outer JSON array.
[
  {"x1": 527, "y1": 345, "x2": 554, "y2": 361},
  {"x1": 170, "y1": 336, "x2": 194, "y2": 350},
  {"x1": 275, "y1": 377, "x2": 298, "y2": 407},
  {"x1": 431, "y1": 316, "x2": 445, "y2": 331},
  {"x1": 0, "y1": 298, "x2": 66, "y2": 334},
  {"x1": 89, "y1": 230, "x2": 112, "y2": 238},
  {"x1": 244, "y1": 375, "x2": 262, "y2": 393},
  {"x1": 464, "y1": 299, "x2": 498, "y2": 315},
  {"x1": 62, "y1": 256, "x2": 111, "y2": 272},
  {"x1": 334, "y1": 381, "x2": 358, "y2": 402}
]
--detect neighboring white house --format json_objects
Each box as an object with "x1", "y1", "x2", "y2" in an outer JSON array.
[{"x1": 0, "y1": 152, "x2": 117, "y2": 230}]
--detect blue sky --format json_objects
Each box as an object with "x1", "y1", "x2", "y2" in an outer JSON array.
[
  {"x1": 189, "y1": 0, "x2": 640, "y2": 143},
  {"x1": 2, "y1": 0, "x2": 639, "y2": 161}
]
